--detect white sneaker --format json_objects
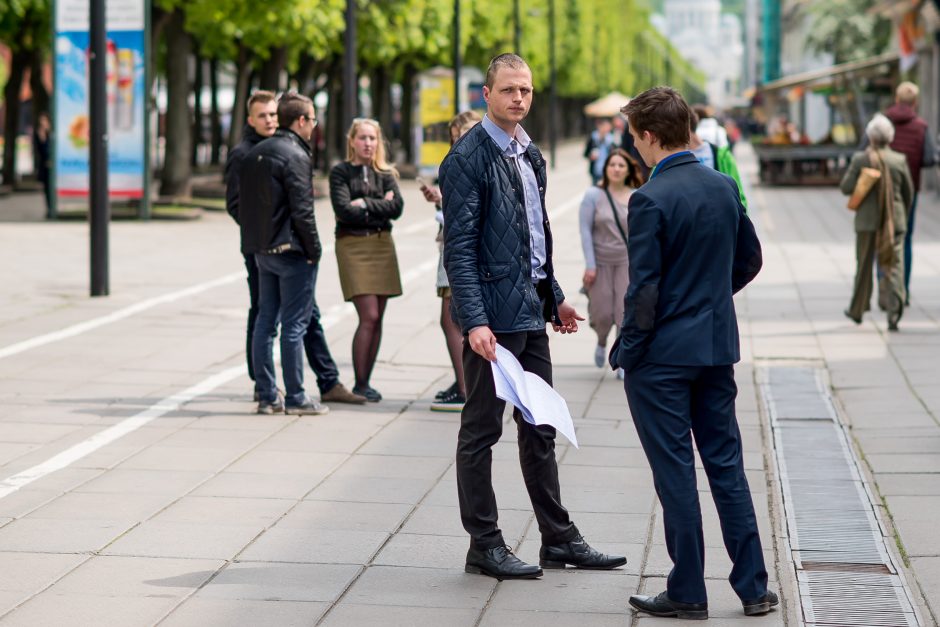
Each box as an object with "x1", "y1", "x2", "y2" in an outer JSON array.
[{"x1": 594, "y1": 345, "x2": 605, "y2": 368}]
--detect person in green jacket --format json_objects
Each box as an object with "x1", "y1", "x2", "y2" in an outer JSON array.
[{"x1": 689, "y1": 109, "x2": 748, "y2": 211}]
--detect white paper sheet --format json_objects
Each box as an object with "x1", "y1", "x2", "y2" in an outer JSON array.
[{"x1": 490, "y1": 344, "x2": 579, "y2": 447}]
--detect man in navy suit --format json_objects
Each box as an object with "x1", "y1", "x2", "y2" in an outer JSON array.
[{"x1": 611, "y1": 87, "x2": 776, "y2": 619}]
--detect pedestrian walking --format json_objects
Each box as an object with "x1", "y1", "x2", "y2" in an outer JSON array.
[
  {"x1": 693, "y1": 103, "x2": 728, "y2": 148},
  {"x1": 612, "y1": 86, "x2": 775, "y2": 619},
  {"x1": 689, "y1": 107, "x2": 748, "y2": 210},
  {"x1": 439, "y1": 53, "x2": 626, "y2": 580},
  {"x1": 329, "y1": 118, "x2": 404, "y2": 402},
  {"x1": 879, "y1": 82, "x2": 936, "y2": 304},
  {"x1": 578, "y1": 148, "x2": 642, "y2": 379},
  {"x1": 420, "y1": 111, "x2": 483, "y2": 413},
  {"x1": 584, "y1": 117, "x2": 617, "y2": 184},
  {"x1": 225, "y1": 90, "x2": 278, "y2": 397},
  {"x1": 239, "y1": 92, "x2": 328, "y2": 416},
  {"x1": 32, "y1": 111, "x2": 53, "y2": 219},
  {"x1": 842, "y1": 113, "x2": 913, "y2": 331}
]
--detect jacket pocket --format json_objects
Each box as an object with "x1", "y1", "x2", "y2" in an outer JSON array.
[{"x1": 480, "y1": 264, "x2": 511, "y2": 282}]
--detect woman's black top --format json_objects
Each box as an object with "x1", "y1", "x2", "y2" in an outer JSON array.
[{"x1": 328, "y1": 161, "x2": 404, "y2": 235}]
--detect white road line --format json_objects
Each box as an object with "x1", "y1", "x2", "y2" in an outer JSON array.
[
  {"x1": 0, "y1": 257, "x2": 439, "y2": 501},
  {"x1": 0, "y1": 272, "x2": 244, "y2": 361},
  {"x1": 0, "y1": 244, "x2": 335, "y2": 362}
]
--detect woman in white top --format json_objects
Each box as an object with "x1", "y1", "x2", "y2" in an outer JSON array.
[{"x1": 579, "y1": 148, "x2": 644, "y2": 376}]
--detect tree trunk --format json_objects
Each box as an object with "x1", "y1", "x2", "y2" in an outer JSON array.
[
  {"x1": 29, "y1": 49, "x2": 50, "y2": 121},
  {"x1": 400, "y1": 63, "x2": 416, "y2": 164},
  {"x1": 326, "y1": 57, "x2": 345, "y2": 166},
  {"x1": 228, "y1": 43, "x2": 252, "y2": 150},
  {"x1": 371, "y1": 66, "x2": 393, "y2": 136},
  {"x1": 1, "y1": 49, "x2": 29, "y2": 187},
  {"x1": 191, "y1": 54, "x2": 203, "y2": 167},
  {"x1": 259, "y1": 46, "x2": 287, "y2": 91},
  {"x1": 158, "y1": 9, "x2": 192, "y2": 197},
  {"x1": 209, "y1": 58, "x2": 222, "y2": 165}
]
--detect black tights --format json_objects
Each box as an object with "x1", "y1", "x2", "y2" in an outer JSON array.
[
  {"x1": 440, "y1": 297, "x2": 466, "y2": 395},
  {"x1": 352, "y1": 294, "x2": 388, "y2": 388}
]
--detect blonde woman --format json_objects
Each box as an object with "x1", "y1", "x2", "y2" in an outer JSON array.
[{"x1": 329, "y1": 119, "x2": 404, "y2": 401}]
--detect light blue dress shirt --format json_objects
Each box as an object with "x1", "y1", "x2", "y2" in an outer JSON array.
[{"x1": 481, "y1": 114, "x2": 547, "y2": 282}]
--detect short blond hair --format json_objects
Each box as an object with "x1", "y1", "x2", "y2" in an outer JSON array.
[{"x1": 896, "y1": 82, "x2": 919, "y2": 106}]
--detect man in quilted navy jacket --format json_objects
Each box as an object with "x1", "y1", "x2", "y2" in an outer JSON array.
[{"x1": 440, "y1": 54, "x2": 625, "y2": 580}]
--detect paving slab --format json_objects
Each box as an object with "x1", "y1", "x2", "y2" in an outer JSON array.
[
  {"x1": 195, "y1": 562, "x2": 360, "y2": 602},
  {"x1": 161, "y1": 598, "x2": 331, "y2": 627}
]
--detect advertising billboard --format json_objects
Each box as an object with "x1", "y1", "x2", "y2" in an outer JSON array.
[{"x1": 54, "y1": 0, "x2": 147, "y2": 204}]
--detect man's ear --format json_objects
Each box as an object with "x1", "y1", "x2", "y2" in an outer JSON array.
[{"x1": 482, "y1": 85, "x2": 490, "y2": 104}]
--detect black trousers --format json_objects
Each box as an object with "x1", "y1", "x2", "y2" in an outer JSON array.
[
  {"x1": 624, "y1": 362, "x2": 768, "y2": 604},
  {"x1": 244, "y1": 252, "x2": 340, "y2": 393},
  {"x1": 457, "y1": 329, "x2": 578, "y2": 550}
]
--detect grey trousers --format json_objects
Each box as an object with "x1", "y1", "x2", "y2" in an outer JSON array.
[{"x1": 848, "y1": 230, "x2": 905, "y2": 323}]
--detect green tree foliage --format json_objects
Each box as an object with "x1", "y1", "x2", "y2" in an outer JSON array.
[{"x1": 805, "y1": 0, "x2": 891, "y2": 64}]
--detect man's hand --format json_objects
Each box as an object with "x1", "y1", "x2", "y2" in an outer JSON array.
[
  {"x1": 468, "y1": 326, "x2": 497, "y2": 361},
  {"x1": 552, "y1": 301, "x2": 585, "y2": 334},
  {"x1": 582, "y1": 269, "x2": 597, "y2": 289},
  {"x1": 351, "y1": 198, "x2": 367, "y2": 208},
  {"x1": 384, "y1": 190, "x2": 394, "y2": 201},
  {"x1": 421, "y1": 185, "x2": 442, "y2": 204}
]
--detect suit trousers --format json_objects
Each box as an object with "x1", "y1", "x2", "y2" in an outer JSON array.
[
  {"x1": 849, "y1": 230, "x2": 905, "y2": 323},
  {"x1": 457, "y1": 330, "x2": 579, "y2": 550},
  {"x1": 624, "y1": 362, "x2": 768, "y2": 604}
]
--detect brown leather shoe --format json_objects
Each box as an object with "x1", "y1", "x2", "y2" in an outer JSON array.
[{"x1": 321, "y1": 383, "x2": 368, "y2": 404}]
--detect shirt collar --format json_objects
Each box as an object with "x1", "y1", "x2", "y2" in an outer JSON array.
[
  {"x1": 482, "y1": 114, "x2": 530, "y2": 155},
  {"x1": 650, "y1": 150, "x2": 692, "y2": 178}
]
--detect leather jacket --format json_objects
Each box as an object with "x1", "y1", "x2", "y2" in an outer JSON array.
[{"x1": 239, "y1": 129, "x2": 322, "y2": 263}]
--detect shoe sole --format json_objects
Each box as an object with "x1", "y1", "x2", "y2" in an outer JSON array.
[
  {"x1": 323, "y1": 397, "x2": 367, "y2": 405},
  {"x1": 284, "y1": 406, "x2": 330, "y2": 416},
  {"x1": 256, "y1": 405, "x2": 284, "y2": 415},
  {"x1": 464, "y1": 564, "x2": 542, "y2": 580},
  {"x1": 540, "y1": 557, "x2": 627, "y2": 570},
  {"x1": 629, "y1": 599, "x2": 708, "y2": 620},
  {"x1": 743, "y1": 600, "x2": 778, "y2": 616},
  {"x1": 429, "y1": 404, "x2": 464, "y2": 412}
]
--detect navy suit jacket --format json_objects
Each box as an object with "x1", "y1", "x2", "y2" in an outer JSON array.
[{"x1": 610, "y1": 152, "x2": 762, "y2": 372}]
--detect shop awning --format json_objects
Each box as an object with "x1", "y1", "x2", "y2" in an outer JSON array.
[{"x1": 759, "y1": 52, "x2": 901, "y2": 94}]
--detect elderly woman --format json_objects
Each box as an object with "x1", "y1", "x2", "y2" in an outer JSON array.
[{"x1": 840, "y1": 113, "x2": 913, "y2": 331}]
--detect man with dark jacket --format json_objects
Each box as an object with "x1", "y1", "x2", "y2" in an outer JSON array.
[
  {"x1": 440, "y1": 53, "x2": 625, "y2": 581},
  {"x1": 224, "y1": 90, "x2": 277, "y2": 390},
  {"x1": 239, "y1": 92, "x2": 327, "y2": 415},
  {"x1": 613, "y1": 87, "x2": 773, "y2": 620},
  {"x1": 230, "y1": 93, "x2": 365, "y2": 408},
  {"x1": 884, "y1": 82, "x2": 936, "y2": 303}
]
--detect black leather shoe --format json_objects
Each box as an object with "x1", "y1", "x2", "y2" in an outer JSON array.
[
  {"x1": 629, "y1": 591, "x2": 708, "y2": 620},
  {"x1": 465, "y1": 545, "x2": 542, "y2": 580},
  {"x1": 540, "y1": 535, "x2": 627, "y2": 570},
  {"x1": 742, "y1": 590, "x2": 779, "y2": 616},
  {"x1": 844, "y1": 309, "x2": 862, "y2": 325}
]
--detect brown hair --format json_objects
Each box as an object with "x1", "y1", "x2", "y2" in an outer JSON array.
[
  {"x1": 485, "y1": 53, "x2": 530, "y2": 89},
  {"x1": 346, "y1": 118, "x2": 399, "y2": 179},
  {"x1": 449, "y1": 110, "x2": 482, "y2": 145},
  {"x1": 600, "y1": 149, "x2": 644, "y2": 189},
  {"x1": 277, "y1": 91, "x2": 313, "y2": 129},
  {"x1": 896, "y1": 81, "x2": 919, "y2": 105},
  {"x1": 621, "y1": 86, "x2": 693, "y2": 151},
  {"x1": 247, "y1": 90, "x2": 276, "y2": 113}
]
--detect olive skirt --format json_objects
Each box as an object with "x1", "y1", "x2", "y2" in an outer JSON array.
[{"x1": 335, "y1": 231, "x2": 403, "y2": 301}]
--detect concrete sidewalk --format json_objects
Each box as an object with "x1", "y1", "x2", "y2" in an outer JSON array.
[{"x1": 0, "y1": 138, "x2": 932, "y2": 626}]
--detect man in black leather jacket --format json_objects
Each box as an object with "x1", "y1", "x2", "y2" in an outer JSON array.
[
  {"x1": 440, "y1": 54, "x2": 626, "y2": 581},
  {"x1": 239, "y1": 92, "x2": 327, "y2": 416},
  {"x1": 224, "y1": 90, "x2": 277, "y2": 389}
]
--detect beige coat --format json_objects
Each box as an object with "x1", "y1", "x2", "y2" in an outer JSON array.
[{"x1": 840, "y1": 148, "x2": 913, "y2": 233}]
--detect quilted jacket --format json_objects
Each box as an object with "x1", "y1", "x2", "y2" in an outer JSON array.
[{"x1": 440, "y1": 122, "x2": 564, "y2": 335}]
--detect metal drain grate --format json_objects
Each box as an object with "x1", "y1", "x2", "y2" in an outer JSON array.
[{"x1": 759, "y1": 366, "x2": 922, "y2": 627}]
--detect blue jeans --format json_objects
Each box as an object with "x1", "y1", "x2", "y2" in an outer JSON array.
[{"x1": 252, "y1": 252, "x2": 317, "y2": 406}]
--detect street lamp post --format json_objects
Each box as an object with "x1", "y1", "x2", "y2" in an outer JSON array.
[
  {"x1": 548, "y1": 0, "x2": 557, "y2": 169},
  {"x1": 343, "y1": 0, "x2": 358, "y2": 132},
  {"x1": 89, "y1": 0, "x2": 109, "y2": 296},
  {"x1": 454, "y1": 0, "x2": 461, "y2": 114}
]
